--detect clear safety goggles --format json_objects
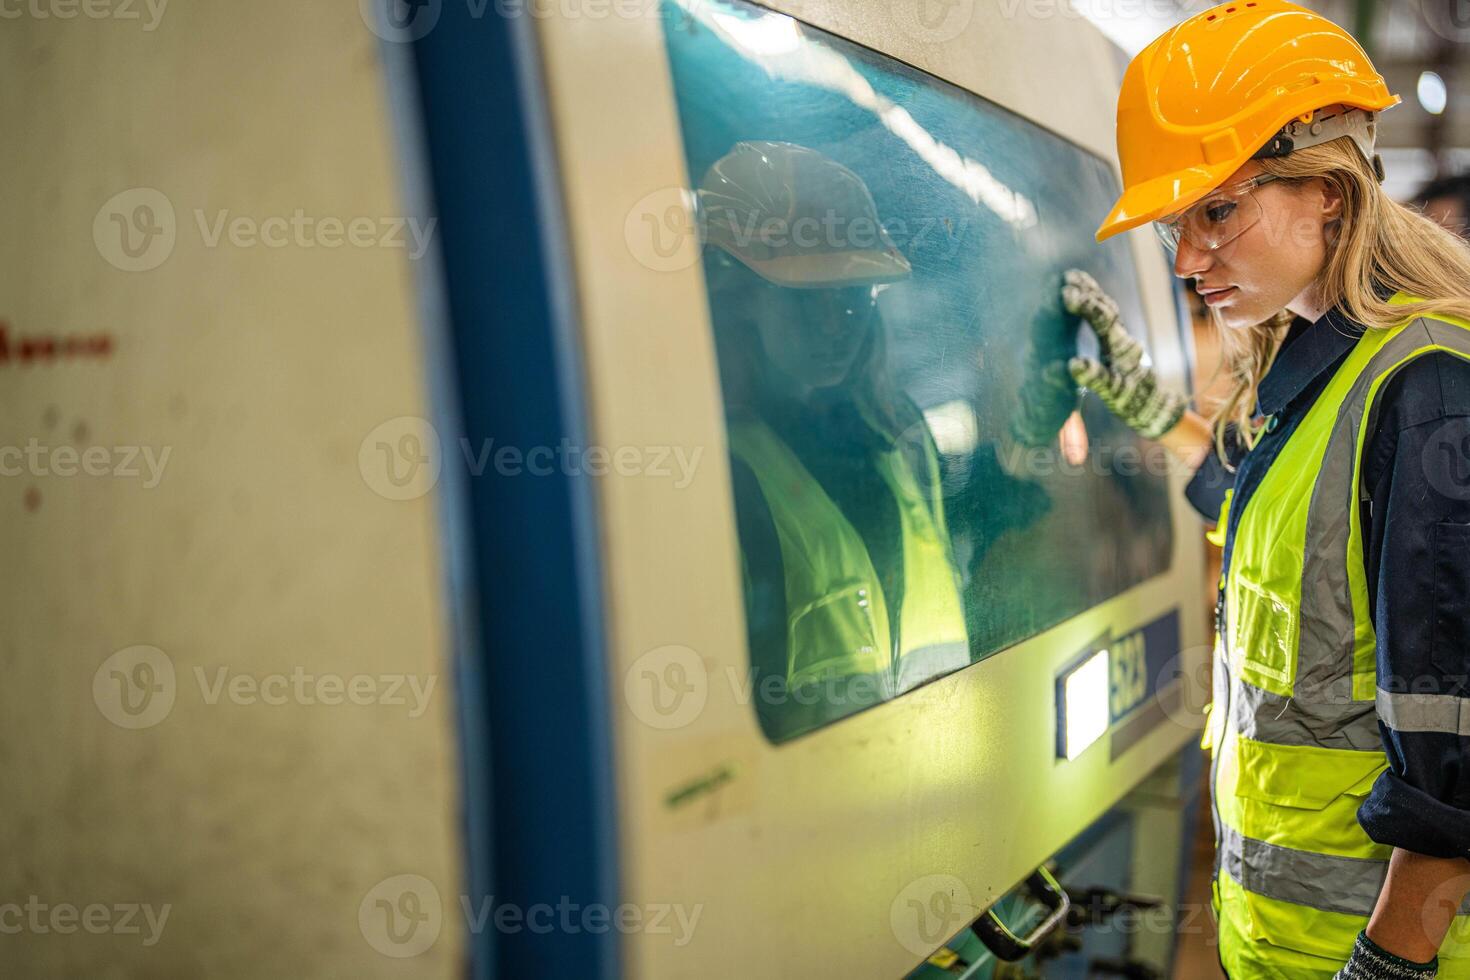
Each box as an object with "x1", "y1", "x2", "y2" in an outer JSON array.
[{"x1": 1152, "y1": 173, "x2": 1281, "y2": 256}]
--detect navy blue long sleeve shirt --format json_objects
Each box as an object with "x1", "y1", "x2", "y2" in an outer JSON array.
[{"x1": 1186, "y1": 305, "x2": 1470, "y2": 860}]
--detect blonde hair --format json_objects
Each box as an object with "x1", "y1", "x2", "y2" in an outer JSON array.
[{"x1": 1210, "y1": 136, "x2": 1470, "y2": 459}]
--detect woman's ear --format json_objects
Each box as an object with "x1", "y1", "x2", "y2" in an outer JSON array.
[
  {"x1": 1318, "y1": 177, "x2": 1344, "y2": 221},
  {"x1": 1318, "y1": 177, "x2": 1346, "y2": 247}
]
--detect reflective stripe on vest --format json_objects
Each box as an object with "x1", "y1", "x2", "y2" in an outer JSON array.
[
  {"x1": 1219, "y1": 823, "x2": 1470, "y2": 918},
  {"x1": 1213, "y1": 304, "x2": 1470, "y2": 965},
  {"x1": 728, "y1": 417, "x2": 969, "y2": 696}
]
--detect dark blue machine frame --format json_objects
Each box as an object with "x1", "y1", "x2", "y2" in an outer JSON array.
[{"x1": 407, "y1": 9, "x2": 620, "y2": 980}]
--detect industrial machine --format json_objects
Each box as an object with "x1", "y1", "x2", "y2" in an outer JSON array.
[
  {"x1": 429, "y1": 0, "x2": 1212, "y2": 974},
  {"x1": 2, "y1": 0, "x2": 1210, "y2": 976}
]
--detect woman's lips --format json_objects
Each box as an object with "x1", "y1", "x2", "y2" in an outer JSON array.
[{"x1": 1199, "y1": 285, "x2": 1237, "y2": 306}]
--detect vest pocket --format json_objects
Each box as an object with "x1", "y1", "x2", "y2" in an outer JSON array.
[
  {"x1": 1231, "y1": 738, "x2": 1388, "y2": 864},
  {"x1": 1432, "y1": 522, "x2": 1470, "y2": 685},
  {"x1": 1232, "y1": 737, "x2": 1383, "y2": 812},
  {"x1": 1229, "y1": 739, "x2": 1390, "y2": 959},
  {"x1": 1233, "y1": 878, "x2": 1370, "y2": 963},
  {"x1": 1231, "y1": 576, "x2": 1298, "y2": 696},
  {"x1": 787, "y1": 583, "x2": 886, "y2": 691}
]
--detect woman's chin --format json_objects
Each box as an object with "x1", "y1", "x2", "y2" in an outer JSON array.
[{"x1": 1214, "y1": 303, "x2": 1267, "y2": 331}]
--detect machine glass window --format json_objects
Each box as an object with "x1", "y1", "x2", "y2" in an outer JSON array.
[{"x1": 659, "y1": 0, "x2": 1174, "y2": 742}]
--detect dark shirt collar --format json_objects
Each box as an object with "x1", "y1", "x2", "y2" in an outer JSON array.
[
  {"x1": 1256, "y1": 305, "x2": 1364, "y2": 416},
  {"x1": 1254, "y1": 279, "x2": 1399, "y2": 417}
]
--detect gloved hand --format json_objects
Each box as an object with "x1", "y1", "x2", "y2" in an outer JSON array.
[
  {"x1": 1333, "y1": 929, "x2": 1438, "y2": 979},
  {"x1": 1062, "y1": 269, "x2": 1187, "y2": 440},
  {"x1": 1010, "y1": 339, "x2": 1081, "y2": 449}
]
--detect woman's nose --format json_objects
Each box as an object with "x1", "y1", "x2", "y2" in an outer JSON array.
[{"x1": 1172, "y1": 237, "x2": 1213, "y2": 280}]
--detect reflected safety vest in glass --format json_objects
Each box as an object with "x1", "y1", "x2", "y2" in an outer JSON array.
[
  {"x1": 729, "y1": 417, "x2": 970, "y2": 700},
  {"x1": 1205, "y1": 300, "x2": 1470, "y2": 975}
]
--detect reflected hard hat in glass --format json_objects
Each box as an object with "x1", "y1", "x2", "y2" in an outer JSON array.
[{"x1": 698, "y1": 140, "x2": 912, "y2": 288}]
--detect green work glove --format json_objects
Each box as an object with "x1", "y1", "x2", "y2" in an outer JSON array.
[
  {"x1": 1332, "y1": 929, "x2": 1438, "y2": 978},
  {"x1": 1062, "y1": 269, "x2": 1187, "y2": 441}
]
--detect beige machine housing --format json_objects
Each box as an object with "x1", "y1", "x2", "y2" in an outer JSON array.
[{"x1": 0, "y1": 4, "x2": 465, "y2": 977}]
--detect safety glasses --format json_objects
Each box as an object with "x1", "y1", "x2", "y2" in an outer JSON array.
[{"x1": 1153, "y1": 173, "x2": 1281, "y2": 255}]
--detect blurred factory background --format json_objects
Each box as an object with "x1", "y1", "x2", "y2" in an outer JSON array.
[{"x1": 1078, "y1": 0, "x2": 1470, "y2": 205}]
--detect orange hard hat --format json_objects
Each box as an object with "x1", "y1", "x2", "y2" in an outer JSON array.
[{"x1": 1096, "y1": 0, "x2": 1399, "y2": 242}]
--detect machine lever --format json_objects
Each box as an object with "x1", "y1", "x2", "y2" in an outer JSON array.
[{"x1": 970, "y1": 865, "x2": 1071, "y2": 962}]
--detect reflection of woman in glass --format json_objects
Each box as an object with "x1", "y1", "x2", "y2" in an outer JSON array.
[{"x1": 697, "y1": 141, "x2": 968, "y2": 742}]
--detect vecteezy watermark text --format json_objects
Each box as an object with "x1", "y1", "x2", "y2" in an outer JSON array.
[
  {"x1": 994, "y1": 438, "x2": 1196, "y2": 480},
  {"x1": 458, "y1": 438, "x2": 702, "y2": 485},
  {"x1": 0, "y1": 897, "x2": 170, "y2": 946},
  {"x1": 358, "y1": 874, "x2": 702, "y2": 958},
  {"x1": 359, "y1": 416, "x2": 704, "y2": 501},
  {"x1": 195, "y1": 666, "x2": 436, "y2": 719},
  {"x1": 193, "y1": 210, "x2": 436, "y2": 260},
  {"x1": 358, "y1": 0, "x2": 691, "y2": 44},
  {"x1": 93, "y1": 646, "x2": 438, "y2": 729},
  {"x1": 0, "y1": 0, "x2": 168, "y2": 30},
  {"x1": 624, "y1": 189, "x2": 971, "y2": 274},
  {"x1": 0, "y1": 439, "x2": 170, "y2": 488},
  {"x1": 92, "y1": 188, "x2": 438, "y2": 273}
]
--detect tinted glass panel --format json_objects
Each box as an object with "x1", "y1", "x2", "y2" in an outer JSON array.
[{"x1": 659, "y1": 0, "x2": 1174, "y2": 742}]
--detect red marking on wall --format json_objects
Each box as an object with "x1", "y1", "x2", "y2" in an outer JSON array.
[{"x1": 0, "y1": 321, "x2": 114, "y2": 365}]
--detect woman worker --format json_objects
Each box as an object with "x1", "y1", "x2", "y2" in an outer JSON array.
[{"x1": 1064, "y1": 2, "x2": 1470, "y2": 977}]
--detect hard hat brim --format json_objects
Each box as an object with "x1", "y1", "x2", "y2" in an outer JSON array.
[
  {"x1": 1094, "y1": 164, "x2": 1227, "y2": 242},
  {"x1": 1095, "y1": 92, "x2": 1402, "y2": 243}
]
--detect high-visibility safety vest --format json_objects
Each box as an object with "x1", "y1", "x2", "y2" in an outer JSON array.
[
  {"x1": 1205, "y1": 299, "x2": 1470, "y2": 977},
  {"x1": 728, "y1": 415, "x2": 969, "y2": 730}
]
